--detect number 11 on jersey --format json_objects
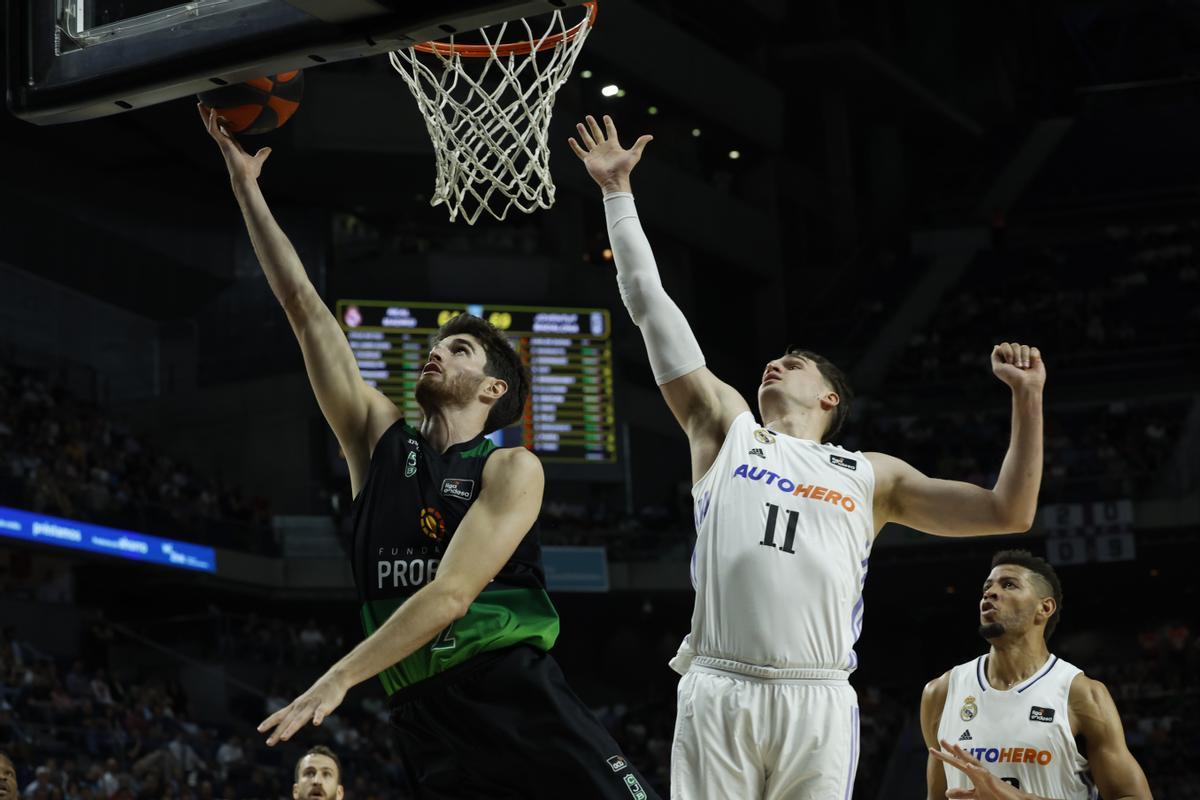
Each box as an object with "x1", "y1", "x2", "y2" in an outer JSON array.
[{"x1": 760, "y1": 502, "x2": 800, "y2": 554}]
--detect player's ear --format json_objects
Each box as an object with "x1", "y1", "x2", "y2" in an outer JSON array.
[
  {"x1": 292, "y1": 785, "x2": 301, "y2": 800},
  {"x1": 484, "y1": 376, "x2": 509, "y2": 401},
  {"x1": 335, "y1": 786, "x2": 345, "y2": 800},
  {"x1": 819, "y1": 390, "x2": 840, "y2": 412},
  {"x1": 1037, "y1": 596, "x2": 1056, "y2": 625}
]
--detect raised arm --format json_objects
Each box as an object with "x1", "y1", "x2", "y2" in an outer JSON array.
[
  {"x1": 256, "y1": 447, "x2": 543, "y2": 745},
  {"x1": 868, "y1": 343, "x2": 1044, "y2": 537},
  {"x1": 199, "y1": 105, "x2": 397, "y2": 494},
  {"x1": 920, "y1": 672, "x2": 951, "y2": 800},
  {"x1": 1070, "y1": 675, "x2": 1153, "y2": 800},
  {"x1": 569, "y1": 115, "x2": 749, "y2": 480}
]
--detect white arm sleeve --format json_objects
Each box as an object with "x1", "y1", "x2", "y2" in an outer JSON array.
[{"x1": 603, "y1": 192, "x2": 706, "y2": 385}]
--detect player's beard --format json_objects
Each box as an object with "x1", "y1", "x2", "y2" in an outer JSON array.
[
  {"x1": 978, "y1": 622, "x2": 1006, "y2": 640},
  {"x1": 416, "y1": 369, "x2": 484, "y2": 413}
]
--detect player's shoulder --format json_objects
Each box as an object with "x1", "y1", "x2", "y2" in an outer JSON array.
[
  {"x1": 920, "y1": 669, "x2": 953, "y2": 735},
  {"x1": 1067, "y1": 670, "x2": 1113, "y2": 710},
  {"x1": 479, "y1": 447, "x2": 544, "y2": 500},
  {"x1": 922, "y1": 669, "x2": 953, "y2": 705},
  {"x1": 1066, "y1": 671, "x2": 1125, "y2": 739},
  {"x1": 484, "y1": 446, "x2": 543, "y2": 478},
  {"x1": 862, "y1": 450, "x2": 910, "y2": 477}
]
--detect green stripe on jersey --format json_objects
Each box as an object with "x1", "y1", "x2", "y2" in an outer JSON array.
[
  {"x1": 360, "y1": 588, "x2": 560, "y2": 694},
  {"x1": 457, "y1": 438, "x2": 497, "y2": 459}
]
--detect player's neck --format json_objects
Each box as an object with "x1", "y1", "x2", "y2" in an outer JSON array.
[
  {"x1": 759, "y1": 407, "x2": 825, "y2": 443},
  {"x1": 985, "y1": 636, "x2": 1051, "y2": 691},
  {"x1": 419, "y1": 407, "x2": 487, "y2": 453}
]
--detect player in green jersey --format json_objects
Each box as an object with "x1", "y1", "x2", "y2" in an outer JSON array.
[{"x1": 202, "y1": 106, "x2": 658, "y2": 799}]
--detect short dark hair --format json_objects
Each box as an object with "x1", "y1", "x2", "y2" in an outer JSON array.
[
  {"x1": 991, "y1": 549, "x2": 1063, "y2": 640},
  {"x1": 434, "y1": 314, "x2": 530, "y2": 435},
  {"x1": 295, "y1": 745, "x2": 341, "y2": 783},
  {"x1": 784, "y1": 347, "x2": 853, "y2": 442}
]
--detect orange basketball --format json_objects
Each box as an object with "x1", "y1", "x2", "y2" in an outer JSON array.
[{"x1": 196, "y1": 71, "x2": 303, "y2": 135}]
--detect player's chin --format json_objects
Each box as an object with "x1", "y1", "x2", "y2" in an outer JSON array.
[{"x1": 978, "y1": 621, "x2": 1006, "y2": 639}]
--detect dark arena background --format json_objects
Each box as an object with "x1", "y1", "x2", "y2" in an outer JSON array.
[{"x1": 2, "y1": 1, "x2": 1199, "y2": 798}]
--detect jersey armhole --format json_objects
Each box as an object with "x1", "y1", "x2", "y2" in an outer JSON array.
[
  {"x1": 351, "y1": 416, "x2": 410, "y2": 505},
  {"x1": 852, "y1": 450, "x2": 880, "y2": 543},
  {"x1": 935, "y1": 668, "x2": 958, "y2": 735},
  {"x1": 691, "y1": 410, "x2": 755, "y2": 493}
]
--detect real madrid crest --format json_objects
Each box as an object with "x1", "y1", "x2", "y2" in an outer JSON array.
[
  {"x1": 960, "y1": 696, "x2": 978, "y2": 722},
  {"x1": 754, "y1": 428, "x2": 776, "y2": 445}
]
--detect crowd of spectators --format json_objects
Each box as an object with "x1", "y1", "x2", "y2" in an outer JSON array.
[
  {"x1": 0, "y1": 608, "x2": 908, "y2": 800},
  {"x1": 6, "y1": 607, "x2": 1195, "y2": 798},
  {"x1": 844, "y1": 396, "x2": 1190, "y2": 505},
  {"x1": 0, "y1": 365, "x2": 274, "y2": 554},
  {"x1": 1089, "y1": 621, "x2": 1200, "y2": 799},
  {"x1": 888, "y1": 221, "x2": 1200, "y2": 388},
  {"x1": 537, "y1": 496, "x2": 693, "y2": 560},
  {"x1": 135, "y1": 612, "x2": 349, "y2": 669},
  {"x1": 0, "y1": 623, "x2": 405, "y2": 800}
]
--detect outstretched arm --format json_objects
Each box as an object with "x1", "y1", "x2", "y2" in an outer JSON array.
[
  {"x1": 256, "y1": 448, "x2": 543, "y2": 746},
  {"x1": 868, "y1": 343, "x2": 1044, "y2": 537},
  {"x1": 1070, "y1": 676, "x2": 1153, "y2": 800},
  {"x1": 570, "y1": 115, "x2": 749, "y2": 481},
  {"x1": 199, "y1": 105, "x2": 396, "y2": 494}
]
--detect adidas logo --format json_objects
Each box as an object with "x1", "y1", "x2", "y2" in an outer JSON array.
[{"x1": 959, "y1": 729, "x2": 973, "y2": 742}]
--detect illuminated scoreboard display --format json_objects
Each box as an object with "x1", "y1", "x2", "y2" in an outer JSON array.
[{"x1": 336, "y1": 300, "x2": 616, "y2": 463}]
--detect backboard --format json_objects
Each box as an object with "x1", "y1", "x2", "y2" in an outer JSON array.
[{"x1": 6, "y1": 0, "x2": 587, "y2": 125}]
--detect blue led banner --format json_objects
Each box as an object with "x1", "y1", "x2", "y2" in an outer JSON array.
[{"x1": 0, "y1": 505, "x2": 217, "y2": 573}]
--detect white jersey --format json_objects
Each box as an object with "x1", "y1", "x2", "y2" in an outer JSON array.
[
  {"x1": 937, "y1": 654, "x2": 1096, "y2": 800},
  {"x1": 673, "y1": 411, "x2": 876, "y2": 676}
]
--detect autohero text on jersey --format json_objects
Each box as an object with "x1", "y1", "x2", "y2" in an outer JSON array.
[
  {"x1": 962, "y1": 746, "x2": 1054, "y2": 766},
  {"x1": 731, "y1": 464, "x2": 860, "y2": 512}
]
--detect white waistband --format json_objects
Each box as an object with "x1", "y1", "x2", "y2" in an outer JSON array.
[{"x1": 691, "y1": 656, "x2": 850, "y2": 684}]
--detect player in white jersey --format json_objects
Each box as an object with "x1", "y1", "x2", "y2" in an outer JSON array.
[
  {"x1": 922, "y1": 550, "x2": 1152, "y2": 800},
  {"x1": 571, "y1": 115, "x2": 1048, "y2": 800}
]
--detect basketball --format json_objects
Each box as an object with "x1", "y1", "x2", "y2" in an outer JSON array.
[{"x1": 196, "y1": 71, "x2": 303, "y2": 135}]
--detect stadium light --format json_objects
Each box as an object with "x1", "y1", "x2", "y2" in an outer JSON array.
[{"x1": 601, "y1": 84, "x2": 619, "y2": 97}]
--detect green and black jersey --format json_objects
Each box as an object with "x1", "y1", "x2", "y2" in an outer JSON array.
[{"x1": 347, "y1": 420, "x2": 559, "y2": 694}]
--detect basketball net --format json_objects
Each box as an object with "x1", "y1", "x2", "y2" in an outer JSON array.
[{"x1": 389, "y1": 4, "x2": 596, "y2": 225}]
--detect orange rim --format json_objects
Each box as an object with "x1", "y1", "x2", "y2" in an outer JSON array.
[{"x1": 413, "y1": 2, "x2": 596, "y2": 58}]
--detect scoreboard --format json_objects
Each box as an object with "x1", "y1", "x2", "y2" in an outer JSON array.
[{"x1": 336, "y1": 300, "x2": 616, "y2": 463}]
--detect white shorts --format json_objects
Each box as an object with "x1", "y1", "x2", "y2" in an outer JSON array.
[{"x1": 670, "y1": 666, "x2": 861, "y2": 800}]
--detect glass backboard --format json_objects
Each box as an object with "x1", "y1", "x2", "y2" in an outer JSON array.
[{"x1": 7, "y1": 0, "x2": 584, "y2": 124}]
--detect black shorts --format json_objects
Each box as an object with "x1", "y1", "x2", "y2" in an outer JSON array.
[{"x1": 388, "y1": 645, "x2": 660, "y2": 800}]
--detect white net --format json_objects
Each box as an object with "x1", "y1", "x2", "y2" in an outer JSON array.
[{"x1": 389, "y1": 7, "x2": 595, "y2": 225}]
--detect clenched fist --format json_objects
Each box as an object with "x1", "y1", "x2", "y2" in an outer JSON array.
[{"x1": 991, "y1": 342, "x2": 1046, "y2": 393}]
